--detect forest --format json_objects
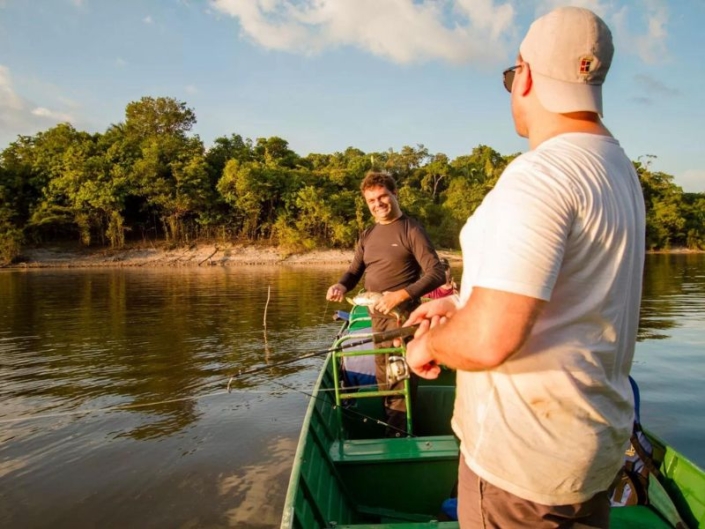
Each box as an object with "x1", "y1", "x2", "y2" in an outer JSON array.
[{"x1": 1, "y1": 96, "x2": 703, "y2": 265}]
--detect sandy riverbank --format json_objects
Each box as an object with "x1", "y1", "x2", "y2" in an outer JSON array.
[{"x1": 6, "y1": 242, "x2": 462, "y2": 269}]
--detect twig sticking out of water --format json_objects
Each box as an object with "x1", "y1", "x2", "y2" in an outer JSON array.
[
  {"x1": 263, "y1": 285, "x2": 271, "y2": 329},
  {"x1": 263, "y1": 285, "x2": 272, "y2": 364}
]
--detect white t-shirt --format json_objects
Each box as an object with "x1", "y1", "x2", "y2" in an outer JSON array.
[{"x1": 453, "y1": 133, "x2": 645, "y2": 505}]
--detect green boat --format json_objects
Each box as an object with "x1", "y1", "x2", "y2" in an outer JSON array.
[{"x1": 281, "y1": 305, "x2": 705, "y2": 529}]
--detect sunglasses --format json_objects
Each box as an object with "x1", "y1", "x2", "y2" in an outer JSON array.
[{"x1": 502, "y1": 65, "x2": 521, "y2": 93}]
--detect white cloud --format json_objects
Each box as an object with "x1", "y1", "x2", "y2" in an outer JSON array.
[
  {"x1": 534, "y1": 0, "x2": 611, "y2": 19},
  {"x1": 210, "y1": 0, "x2": 670, "y2": 67},
  {"x1": 31, "y1": 107, "x2": 74, "y2": 122},
  {"x1": 210, "y1": 0, "x2": 516, "y2": 65},
  {"x1": 531, "y1": 1, "x2": 670, "y2": 64},
  {"x1": 116, "y1": 57, "x2": 128, "y2": 67},
  {"x1": 677, "y1": 170, "x2": 705, "y2": 194},
  {"x1": 0, "y1": 65, "x2": 76, "y2": 146},
  {"x1": 0, "y1": 66, "x2": 24, "y2": 111},
  {"x1": 185, "y1": 85, "x2": 198, "y2": 94},
  {"x1": 143, "y1": 15, "x2": 153, "y2": 24},
  {"x1": 612, "y1": 0, "x2": 669, "y2": 63}
]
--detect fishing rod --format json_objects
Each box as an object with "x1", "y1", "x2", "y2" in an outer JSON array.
[
  {"x1": 227, "y1": 324, "x2": 419, "y2": 385},
  {"x1": 265, "y1": 375, "x2": 419, "y2": 438}
]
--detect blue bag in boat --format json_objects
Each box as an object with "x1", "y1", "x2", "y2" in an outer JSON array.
[
  {"x1": 334, "y1": 312, "x2": 377, "y2": 388},
  {"x1": 610, "y1": 376, "x2": 655, "y2": 506},
  {"x1": 341, "y1": 354, "x2": 376, "y2": 387},
  {"x1": 440, "y1": 497, "x2": 458, "y2": 521}
]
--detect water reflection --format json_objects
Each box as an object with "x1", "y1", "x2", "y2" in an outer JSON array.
[
  {"x1": 0, "y1": 266, "x2": 345, "y2": 529},
  {"x1": 0, "y1": 267, "x2": 342, "y2": 436},
  {"x1": 638, "y1": 253, "x2": 705, "y2": 341}
]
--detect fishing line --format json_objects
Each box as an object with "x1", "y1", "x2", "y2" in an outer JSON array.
[
  {"x1": 1, "y1": 377, "x2": 410, "y2": 436},
  {"x1": 4, "y1": 323, "x2": 415, "y2": 435},
  {"x1": 226, "y1": 324, "x2": 418, "y2": 383},
  {"x1": 321, "y1": 298, "x2": 331, "y2": 324},
  {"x1": 227, "y1": 310, "x2": 418, "y2": 436},
  {"x1": 0, "y1": 370, "x2": 353, "y2": 425},
  {"x1": 264, "y1": 371, "x2": 417, "y2": 438},
  {"x1": 0, "y1": 388, "x2": 273, "y2": 425},
  {"x1": 319, "y1": 297, "x2": 332, "y2": 337}
]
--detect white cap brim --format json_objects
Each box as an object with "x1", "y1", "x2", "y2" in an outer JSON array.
[{"x1": 531, "y1": 70, "x2": 604, "y2": 116}]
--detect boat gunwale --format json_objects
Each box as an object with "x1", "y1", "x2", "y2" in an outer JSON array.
[{"x1": 280, "y1": 350, "x2": 332, "y2": 529}]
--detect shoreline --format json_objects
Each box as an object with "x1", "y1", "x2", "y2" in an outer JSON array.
[
  {"x1": 3, "y1": 243, "x2": 700, "y2": 270},
  {"x1": 5, "y1": 242, "x2": 462, "y2": 269}
]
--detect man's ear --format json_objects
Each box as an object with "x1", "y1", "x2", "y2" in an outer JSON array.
[{"x1": 516, "y1": 64, "x2": 533, "y2": 97}]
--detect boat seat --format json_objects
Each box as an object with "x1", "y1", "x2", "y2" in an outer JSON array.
[
  {"x1": 335, "y1": 522, "x2": 460, "y2": 529},
  {"x1": 333, "y1": 506, "x2": 671, "y2": 529},
  {"x1": 329, "y1": 435, "x2": 459, "y2": 464},
  {"x1": 609, "y1": 505, "x2": 673, "y2": 528}
]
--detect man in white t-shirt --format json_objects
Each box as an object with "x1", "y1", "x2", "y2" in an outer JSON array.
[{"x1": 404, "y1": 7, "x2": 645, "y2": 528}]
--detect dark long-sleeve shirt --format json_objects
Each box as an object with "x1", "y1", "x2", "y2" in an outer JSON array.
[{"x1": 338, "y1": 215, "x2": 445, "y2": 300}]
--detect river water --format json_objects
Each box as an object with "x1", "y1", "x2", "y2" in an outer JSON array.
[{"x1": 1, "y1": 254, "x2": 703, "y2": 528}]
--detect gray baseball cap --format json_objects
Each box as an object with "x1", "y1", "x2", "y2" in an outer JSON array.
[{"x1": 519, "y1": 6, "x2": 614, "y2": 116}]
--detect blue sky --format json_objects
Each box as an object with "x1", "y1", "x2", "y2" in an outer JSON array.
[{"x1": 1, "y1": 0, "x2": 703, "y2": 191}]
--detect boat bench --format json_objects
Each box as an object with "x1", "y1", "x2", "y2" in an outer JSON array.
[
  {"x1": 610, "y1": 505, "x2": 673, "y2": 528},
  {"x1": 335, "y1": 522, "x2": 460, "y2": 529},
  {"x1": 332, "y1": 506, "x2": 671, "y2": 529},
  {"x1": 329, "y1": 435, "x2": 459, "y2": 464}
]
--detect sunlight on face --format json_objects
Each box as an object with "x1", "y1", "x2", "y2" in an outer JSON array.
[{"x1": 363, "y1": 185, "x2": 401, "y2": 224}]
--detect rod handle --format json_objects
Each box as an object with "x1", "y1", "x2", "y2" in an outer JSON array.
[{"x1": 372, "y1": 324, "x2": 419, "y2": 344}]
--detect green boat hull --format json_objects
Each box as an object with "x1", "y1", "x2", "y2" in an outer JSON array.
[{"x1": 281, "y1": 315, "x2": 705, "y2": 528}]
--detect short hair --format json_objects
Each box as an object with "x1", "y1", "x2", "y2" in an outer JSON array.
[{"x1": 360, "y1": 171, "x2": 397, "y2": 194}]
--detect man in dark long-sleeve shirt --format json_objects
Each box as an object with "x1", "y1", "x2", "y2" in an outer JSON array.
[{"x1": 327, "y1": 171, "x2": 445, "y2": 436}]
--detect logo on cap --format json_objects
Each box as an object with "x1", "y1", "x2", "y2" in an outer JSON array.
[{"x1": 579, "y1": 57, "x2": 594, "y2": 77}]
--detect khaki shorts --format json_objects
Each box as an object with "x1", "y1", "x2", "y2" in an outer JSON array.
[{"x1": 458, "y1": 456, "x2": 611, "y2": 528}]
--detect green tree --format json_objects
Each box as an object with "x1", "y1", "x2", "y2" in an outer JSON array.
[
  {"x1": 254, "y1": 136, "x2": 300, "y2": 168},
  {"x1": 19, "y1": 124, "x2": 109, "y2": 245},
  {"x1": 0, "y1": 165, "x2": 24, "y2": 263},
  {"x1": 217, "y1": 160, "x2": 271, "y2": 240},
  {"x1": 420, "y1": 153, "x2": 450, "y2": 202},
  {"x1": 682, "y1": 193, "x2": 705, "y2": 249},
  {"x1": 125, "y1": 96, "x2": 196, "y2": 138},
  {"x1": 635, "y1": 158, "x2": 686, "y2": 249},
  {"x1": 122, "y1": 97, "x2": 208, "y2": 242}
]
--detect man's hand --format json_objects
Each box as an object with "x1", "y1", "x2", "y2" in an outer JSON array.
[
  {"x1": 405, "y1": 326, "x2": 441, "y2": 379},
  {"x1": 326, "y1": 283, "x2": 348, "y2": 302},
  {"x1": 406, "y1": 296, "x2": 459, "y2": 330},
  {"x1": 394, "y1": 296, "x2": 460, "y2": 378},
  {"x1": 373, "y1": 289, "x2": 409, "y2": 314}
]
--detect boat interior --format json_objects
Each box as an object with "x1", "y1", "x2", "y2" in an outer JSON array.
[
  {"x1": 283, "y1": 306, "x2": 704, "y2": 529},
  {"x1": 296, "y1": 359, "x2": 461, "y2": 528}
]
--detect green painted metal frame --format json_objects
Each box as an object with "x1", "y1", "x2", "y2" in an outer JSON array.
[
  {"x1": 331, "y1": 337, "x2": 413, "y2": 436},
  {"x1": 330, "y1": 304, "x2": 414, "y2": 436}
]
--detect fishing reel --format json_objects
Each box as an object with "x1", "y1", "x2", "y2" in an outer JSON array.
[{"x1": 386, "y1": 355, "x2": 411, "y2": 385}]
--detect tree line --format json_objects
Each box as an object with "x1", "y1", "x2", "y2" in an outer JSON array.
[{"x1": 1, "y1": 96, "x2": 703, "y2": 265}]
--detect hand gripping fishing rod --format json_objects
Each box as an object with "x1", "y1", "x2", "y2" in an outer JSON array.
[{"x1": 228, "y1": 324, "x2": 419, "y2": 386}]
